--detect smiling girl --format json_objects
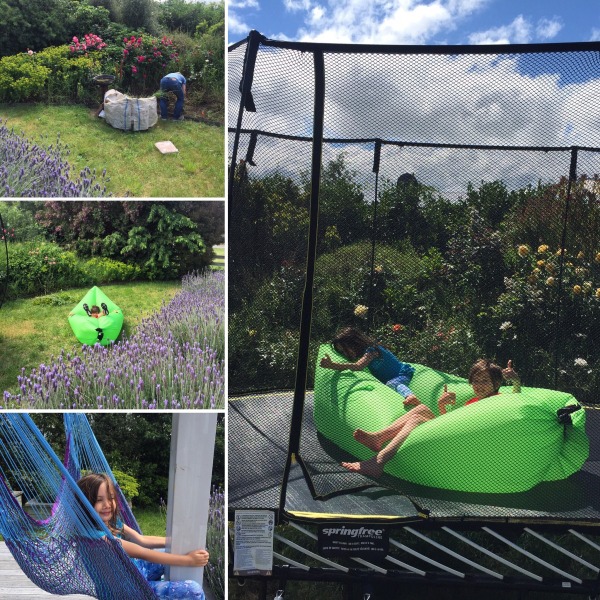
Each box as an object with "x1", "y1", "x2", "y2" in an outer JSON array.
[
  {"x1": 77, "y1": 473, "x2": 208, "y2": 599},
  {"x1": 342, "y1": 359, "x2": 520, "y2": 478}
]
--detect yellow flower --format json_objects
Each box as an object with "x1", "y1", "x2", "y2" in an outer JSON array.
[
  {"x1": 575, "y1": 267, "x2": 587, "y2": 276},
  {"x1": 517, "y1": 245, "x2": 529, "y2": 257},
  {"x1": 536, "y1": 260, "x2": 545, "y2": 268},
  {"x1": 596, "y1": 288, "x2": 600, "y2": 298},
  {"x1": 556, "y1": 248, "x2": 565, "y2": 256},
  {"x1": 354, "y1": 304, "x2": 369, "y2": 318},
  {"x1": 532, "y1": 268, "x2": 541, "y2": 275},
  {"x1": 248, "y1": 329, "x2": 257, "y2": 337},
  {"x1": 582, "y1": 282, "x2": 593, "y2": 294},
  {"x1": 595, "y1": 252, "x2": 600, "y2": 263},
  {"x1": 374, "y1": 265, "x2": 383, "y2": 274},
  {"x1": 573, "y1": 285, "x2": 582, "y2": 295},
  {"x1": 546, "y1": 277, "x2": 555, "y2": 286},
  {"x1": 537, "y1": 244, "x2": 549, "y2": 253},
  {"x1": 545, "y1": 262, "x2": 555, "y2": 274},
  {"x1": 577, "y1": 251, "x2": 585, "y2": 259}
]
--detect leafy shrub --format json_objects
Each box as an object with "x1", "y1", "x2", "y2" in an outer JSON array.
[
  {"x1": 35, "y1": 45, "x2": 99, "y2": 104},
  {"x1": 32, "y1": 291, "x2": 78, "y2": 306},
  {"x1": 7, "y1": 241, "x2": 90, "y2": 298},
  {"x1": 0, "y1": 202, "x2": 45, "y2": 242},
  {"x1": 83, "y1": 256, "x2": 141, "y2": 283},
  {"x1": 66, "y1": 3, "x2": 112, "y2": 38},
  {"x1": 0, "y1": 54, "x2": 51, "y2": 103},
  {"x1": 490, "y1": 242, "x2": 600, "y2": 399},
  {"x1": 205, "y1": 485, "x2": 224, "y2": 600},
  {"x1": 118, "y1": 33, "x2": 180, "y2": 96},
  {"x1": 112, "y1": 469, "x2": 140, "y2": 504}
]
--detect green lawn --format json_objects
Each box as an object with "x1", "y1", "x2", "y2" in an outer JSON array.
[
  {"x1": 0, "y1": 281, "x2": 180, "y2": 395},
  {"x1": 0, "y1": 104, "x2": 224, "y2": 197},
  {"x1": 134, "y1": 506, "x2": 167, "y2": 537}
]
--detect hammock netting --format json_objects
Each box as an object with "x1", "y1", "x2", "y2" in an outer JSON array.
[
  {"x1": 228, "y1": 34, "x2": 600, "y2": 521},
  {"x1": 0, "y1": 414, "x2": 157, "y2": 599}
]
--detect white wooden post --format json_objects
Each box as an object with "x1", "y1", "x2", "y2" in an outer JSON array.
[{"x1": 166, "y1": 413, "x2": 217, "y2": 584}]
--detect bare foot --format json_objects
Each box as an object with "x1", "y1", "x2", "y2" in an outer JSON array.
[
  {"x1": 353, "y1": 429, "x2": 382, "y2": 452},
  {"x1": 403, "y1": 394, "x2": 420, "y2": 408},
  {"x1": 341, "y1": 456, "x2": 384, "y2": 478}
]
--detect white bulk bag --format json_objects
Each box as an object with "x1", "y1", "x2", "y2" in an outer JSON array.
[{"x1": 103, "y1": 89, "x2": 158, "y2": 131}]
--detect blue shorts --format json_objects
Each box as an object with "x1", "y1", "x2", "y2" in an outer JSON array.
[{"x1": 385, "y1": 375, "x2": 415, "y2": 399}]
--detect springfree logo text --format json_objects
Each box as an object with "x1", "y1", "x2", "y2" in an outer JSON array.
[{"x1": 321, "y1": 526, "x2": 384, "y2": 538}]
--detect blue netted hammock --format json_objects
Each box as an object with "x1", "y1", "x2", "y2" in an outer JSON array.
[{"x1": 0, "y1": 413, "x2": 158, "y2": 600}]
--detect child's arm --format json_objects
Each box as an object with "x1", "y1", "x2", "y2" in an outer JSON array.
[
  {"x1": 502, "y1": 360, "x2": 521, "y2": 393},
  {"x1": 437, "y1": 384, "x2": 456, "y2": 415},
  {"x1": 122, "y1": 523, "x2": 166, "y2": 549},
  {"x1": 120, "y1": 539, "x2": 209, "y2": 567},
  {"x1": 320, "y1": 352, "x2": 374, "y2": 371}
]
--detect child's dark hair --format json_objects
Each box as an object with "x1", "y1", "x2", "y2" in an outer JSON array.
[
  {"x1": 468, "y1": 359, "x2": 504, "y2": 392},
  {"x1": 331, "y1": 327, "x2": 379, "y2": 359},
  {"x1": 90, "y1": 305, "x2": 100, "y2": 314},
  {"x1": 76, "y1": 473, "x2": 122, "y2": 536}
]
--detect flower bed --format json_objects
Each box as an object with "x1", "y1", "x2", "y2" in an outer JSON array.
[{"x1": 0, "y1": 119, "x2": 110, "y2": 197}]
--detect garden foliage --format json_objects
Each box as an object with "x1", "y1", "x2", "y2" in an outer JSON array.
[
  {"x1": 2, "y1": 200, "x2": 219, "y2": 298},
  {"x1": 231, "y1": 155, "x2": 600, "y2": 402},
  {"x1": 0, "y1": 0, "x2": 224, "y2": 109}
]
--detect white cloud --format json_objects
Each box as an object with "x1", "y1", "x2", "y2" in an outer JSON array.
[
  {"x1": 536, "y1": 17, "x2": 562, "y2": 40},
  {"x1": 283, "y1": 0, "x2": 313, "y2": 10},
  {"x1": 591, "y1": 28, "x2": 600, "y2": 41},
  {"x1": 279, "y1": 0, "x2": 491, "y2": 45},
  {"x1": 228, "y1": 11, "x2": 255, "y2": 36},
  {"x1": 468, "y1": 15, "x2": 532, "y2": 45},
  {"x1": 229, "y1": 0, "x2": 260, "y2": 7}
]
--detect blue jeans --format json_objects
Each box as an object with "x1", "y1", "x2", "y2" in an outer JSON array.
[
  {"x1": 160, "y1": 77, "x2": 184, "y2": 119},
  {"x1": 385, "y1": 375, "x2": 415, "y2": 399}
]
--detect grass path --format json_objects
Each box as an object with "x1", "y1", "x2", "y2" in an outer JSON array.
[
  {"x1": 0, "y1": 281, "x2": 180, "y2": 395},
  {"x1": 0, "y1": 104, "x2": 224, "y2": 197}
]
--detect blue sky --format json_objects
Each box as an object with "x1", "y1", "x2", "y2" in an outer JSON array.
[{"x1": 228, "y1": 0, "x2": 600, "y2": 46}]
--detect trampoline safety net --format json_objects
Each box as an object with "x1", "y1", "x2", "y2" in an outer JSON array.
[{"x1": 229, "y1": 32, "x2": 600, "y2": 524}]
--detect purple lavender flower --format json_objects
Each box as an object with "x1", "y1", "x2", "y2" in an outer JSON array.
[{"x1": 0, "y1": 119, "x2": 111, "y2": 197}]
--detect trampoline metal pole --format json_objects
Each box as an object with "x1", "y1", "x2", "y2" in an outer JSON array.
[{"x1": 279, "y1": 48, "x2": 326, "y2": 514}]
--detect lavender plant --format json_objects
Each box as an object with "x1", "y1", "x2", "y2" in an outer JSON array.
[
  {"x1": 205, "y1": 485, "x2": 224, "y2": 600},
  {"x1": 3, "y1": 271, "x2": 224, "y2": 408},
  {"x1": 0, "y1": 119, "x2": 110, "y2": 197},
  {"x1": 137, "y1": 271, "x2": 225, "y2": 360}
]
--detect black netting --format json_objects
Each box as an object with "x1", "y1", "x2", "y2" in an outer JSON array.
[{"x1": 229, "y1": 33, "x2": 600, "y2": 522}]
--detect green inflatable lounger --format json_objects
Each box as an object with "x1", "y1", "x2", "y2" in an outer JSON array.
[
  {"x1": 68, "y1": 286, "x2": 123, "y2": 346},
  {"x1": 313, "y1": 344, "x2": 589, "y2": 493}
]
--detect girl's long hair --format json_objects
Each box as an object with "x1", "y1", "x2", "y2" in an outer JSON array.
[
  {"x1": 331, "y1": 327, "x2": 379, "y2": 359},
  {"x1": 77, "y1": 472, "x2": 122, "y2": 537}
]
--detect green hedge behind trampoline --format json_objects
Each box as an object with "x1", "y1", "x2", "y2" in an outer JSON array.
[
  {"x1": 68, "y1": 286, "x2": 123, "y2": 346},
  {"x1": 314, "y1": 344, "x2": 589, "y2": 493}
]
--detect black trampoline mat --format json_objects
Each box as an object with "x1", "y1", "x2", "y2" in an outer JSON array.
[{"x1": 228, "y1": 392, "x2": 600, "y2": 523}]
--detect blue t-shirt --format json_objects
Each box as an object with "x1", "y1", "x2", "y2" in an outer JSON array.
[
  {"x1": 366, "y1": 345, "x2": 415, "y2": 384},
  {"x1": 90, "y1": 517, "x2": 123, "y2": 540},
  {"x1": 165, "y1": 72, "x2": 186, "y2": 85}
]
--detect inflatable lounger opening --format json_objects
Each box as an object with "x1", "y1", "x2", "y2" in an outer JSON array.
[{"x1": 68, "y1": 286, "x2": 124, "y2": 346}]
